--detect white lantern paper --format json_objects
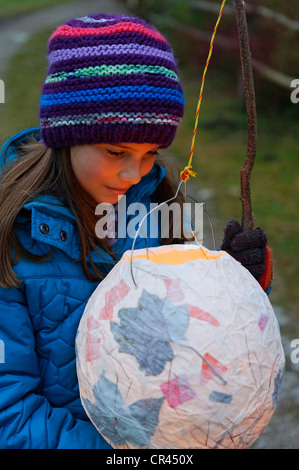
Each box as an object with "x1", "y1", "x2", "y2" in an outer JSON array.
[{"x1": 76, "y1": 244, "x2": 285, "y2": 449}]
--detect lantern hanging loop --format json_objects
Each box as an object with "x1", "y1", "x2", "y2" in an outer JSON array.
[
  {"x1": 130, "y1": 180, "x2": 218, "y2": 288},
  {"x1": 130, "y1": 180, "x2": 184, "y2": 288},
  {"x1": 185, "y1": 193, "x2": 217, "y2": 251}
]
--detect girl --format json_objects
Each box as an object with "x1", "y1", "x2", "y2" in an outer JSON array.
[{"x1": 0, "y1": 13, "x2": 272, "y2": 449}]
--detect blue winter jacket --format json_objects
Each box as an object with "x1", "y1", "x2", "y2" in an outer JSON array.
[{"x1": 0, "y1": 128, "x2": 167, "y2": 449}]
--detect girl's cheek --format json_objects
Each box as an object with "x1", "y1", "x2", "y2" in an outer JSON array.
[
  {"x1": 141, "y1": 158, "x2": 156, "y2": 177},
  {"x1": 83, "y1": 155, "x2": 108, "y2": 178}
]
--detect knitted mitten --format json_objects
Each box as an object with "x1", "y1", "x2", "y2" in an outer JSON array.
[{"x1": 220, "y1": 220, "x2": 273, "y2": 293}]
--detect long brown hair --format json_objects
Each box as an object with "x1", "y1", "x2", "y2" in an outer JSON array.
[{"x1": 0, "y1": 137, "x2": 191, "y2": 288}]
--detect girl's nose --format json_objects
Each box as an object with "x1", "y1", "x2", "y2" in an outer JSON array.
[{"x1": 119, "y1": 160, "x2": 142, "y2": 185}]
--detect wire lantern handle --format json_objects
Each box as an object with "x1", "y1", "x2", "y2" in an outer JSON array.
[{"x1": 130, "y1": 180, "x2": 184, "y2": 288}]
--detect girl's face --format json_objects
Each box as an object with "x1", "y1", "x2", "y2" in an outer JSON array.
[{"x1": 70, "y1": 142, "x2": 160, "y2": 204}]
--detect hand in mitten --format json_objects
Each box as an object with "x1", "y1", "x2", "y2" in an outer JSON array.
[{"x1": 220, "y1": 220, "x2": 273, "y2": 293}]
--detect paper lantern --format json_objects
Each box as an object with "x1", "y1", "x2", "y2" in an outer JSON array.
[{"x1": 76, "y1": 244, "x2": 285, "y2": 449}]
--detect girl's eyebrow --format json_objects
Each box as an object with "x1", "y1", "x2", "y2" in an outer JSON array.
[{"x1": 106, "y1": 144, "x2": 161, "y2": 151}]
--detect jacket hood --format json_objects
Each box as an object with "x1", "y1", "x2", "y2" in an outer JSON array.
[{"x1": 0, "y1": 127, "x2": 40, "y2": 170}]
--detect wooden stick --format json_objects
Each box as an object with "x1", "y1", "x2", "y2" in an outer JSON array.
[{"x1": 234, "y1": 0, "x2": 257, "y2": 231}]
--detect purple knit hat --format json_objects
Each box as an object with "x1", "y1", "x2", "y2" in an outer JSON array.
[{"x1": 39, "y1": 13, "x2": 184, "y2": 149}]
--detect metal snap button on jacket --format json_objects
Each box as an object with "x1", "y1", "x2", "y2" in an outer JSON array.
[
  {"x1": 39, "y1": 223, "x2": 49, "y2": 235},
  {"x1": 60, "y1": 230, "x2": 67, "y2": 242}
]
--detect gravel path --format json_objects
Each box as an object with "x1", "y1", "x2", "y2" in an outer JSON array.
[{"x1": 0, "y1": 0, "x2": 128, "y2": 78}]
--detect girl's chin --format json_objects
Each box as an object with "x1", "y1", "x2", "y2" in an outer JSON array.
[{"x1": 95, "y1": 192, "x2": 126, "y2": 205}]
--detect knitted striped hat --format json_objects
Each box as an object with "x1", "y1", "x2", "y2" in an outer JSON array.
[{"x1": 39, "y1": 13, "x2": 184, "y2": 149}]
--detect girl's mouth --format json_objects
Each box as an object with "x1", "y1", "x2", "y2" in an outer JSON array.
[{"x1": 105, "y1": 186, "x2": 130, "y2": 195}]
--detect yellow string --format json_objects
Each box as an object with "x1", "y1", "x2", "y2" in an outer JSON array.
[{"x1": 180, "y1": 0, "x2": 227, "y2": 192}]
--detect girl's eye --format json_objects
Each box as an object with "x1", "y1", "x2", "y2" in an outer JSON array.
[
  {"x1": 104, "y1": 148, "x2": 159, "y2": 159},
  {"x1": 105, "y1": 149, "x2": 126, "y2": 158},
  {"x1": 146, "y1": 151, "x2": 159, "y2": 158}
]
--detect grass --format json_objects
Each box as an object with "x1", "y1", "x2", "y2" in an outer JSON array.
[
  {"x1": 0, "y1": 0, "x2": 75, "y2": 20},
  {"x1": 0, "y1": 26, "x2": 298, "y2": 316},
  {"x1": 0, "y1": 28, "x2": 50, "y2": 143}
]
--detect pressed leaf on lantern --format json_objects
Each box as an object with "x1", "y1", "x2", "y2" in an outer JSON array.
[
  {"x1": 160, "y1": 374, "x2": 197, "y2": 408},
  {"x1": 99, "y1": 280, "x2": 130, "y2": 321},
  {"x1": 272, "y1": 368, "x2": 284, "y2": 408},
  {"x1": 209, "y1": 391, "x2": 233, "y2": 404},
  {"x1": 83, "y1": 373, "x2": 164, "y2": 447},
  {"x1": 110, "y1": 289, "x2": 189, "y2": 376}
]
